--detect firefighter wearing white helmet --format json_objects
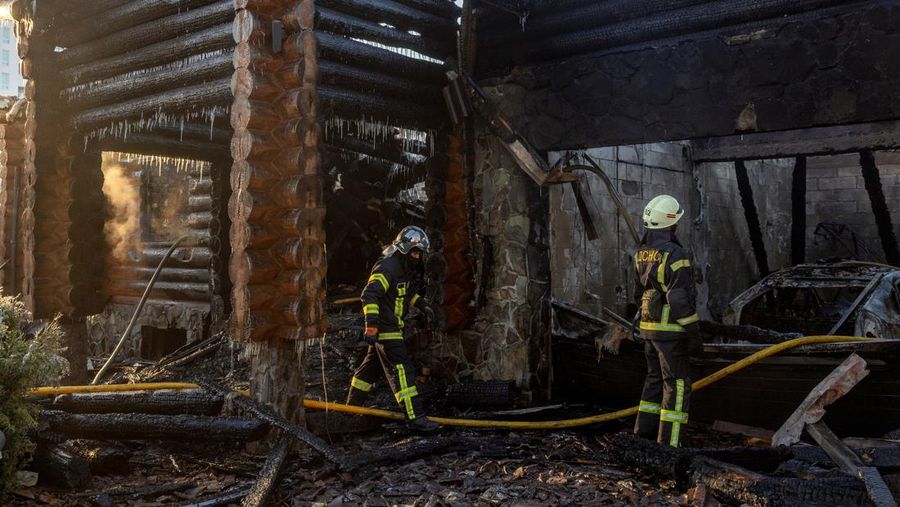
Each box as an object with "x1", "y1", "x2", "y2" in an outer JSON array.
[
  {"x1": 346, "y1": 226, "x2": 440, "y2": 434},
  {"x1": 633, "y1": 195, "x2": 699, "y2": 448}
]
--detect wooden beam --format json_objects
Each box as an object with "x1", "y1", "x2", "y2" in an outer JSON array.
[
  {"x1": 807, "y1": 422, "x2": 898, "y2": 507},
  {"x1": 41, "y1": 411, "x2": 269, "y2": 441},
  {"x1": 51, "y1": 390, "x2": 223, "y2": 416},
  {"x1": 772, "y1": 353, "x2": 869, "y2": 447},
  {"x1": 692, "y1": 121, "x2": 900, "y2": 162}
]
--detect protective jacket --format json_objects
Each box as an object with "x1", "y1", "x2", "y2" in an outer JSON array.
[
  {"x1": 361, "y1": 253, "x2": 425, "y2": 341},
  {"x1": 634, "y1": 229, "x2": 699, "y2": 340}
]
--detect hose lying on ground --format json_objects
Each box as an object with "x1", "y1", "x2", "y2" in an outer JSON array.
[{"x1": 34, "y1": 335, "x2": 872, "y2": 430}]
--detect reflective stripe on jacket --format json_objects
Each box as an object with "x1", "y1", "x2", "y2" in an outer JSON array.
[
  {"x1": 361, "y1": 253, "x2": 424, "y2": 339},
  {"x1": 634, "y1": 229, "x2": 699, "y2": 340}
]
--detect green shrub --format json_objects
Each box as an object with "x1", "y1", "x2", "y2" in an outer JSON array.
[{"x1": 0, "y1": 295, "x2": 68, "y2": 501}]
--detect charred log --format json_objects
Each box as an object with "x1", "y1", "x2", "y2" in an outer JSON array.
[
  {"x1": 30, "y1": 444, "x2": 92, "y2": 489},
  {"x1": 61, "y1": 52, "x2": 233, "y2": 110},
  {"x1": 51, "y1": 389, "x2": 224, "y2": 416},
  {"x1": 91, "y1": 134, "x2": 228, "y2": 161},
  {"x1": 61, "y1": 23, "x2": 233, "y2": 85},
  {"x1": 317, "y1": 85, "x2": 442, "y2": 129},
  {"x1": 58, "y1": 0, "x2": 233, "y2": 68},
  {"x1": 241, "y1": 433, "x2": 292, "y2": 507},
  {"x1": 349, "y1": 436, "x2": 466, "y2": 471},
  {"x1": 55, "y1": 0, "x2": 221, "y2": 48},
  {"x1": 316, "y1": 0, "x2": 456, "y2": 39},
  {"x1": 41, "y1": 411, "x2": 269, "y2": 441},
  {"x1": 313, "y1": 7, "x2": 451, "y2": 61},
  {"x1": 326, "y1": 134, "x2": 423, "y2": 167},
  {"x1": 318, "y1": 60, "x2": 440, "y2": 100},
  {"x1": 108, "y1": 280, "x2": 210, "y2": 302},
  {"x1": 604, "y1": 433, "x2": 872, "y2": 507},
  {"x1": 194, "y1": 378, "x2": 350, "y2": 470},
  {"x1": 72, "y1": 79, "x2": 232, "y2": 132},
  {"x1": 314, "y1": 32, "x2": 445, "y2": 84},
  {"x1": 147, "y1": 122, "x2": 233, "y2": 145},
  {"x1": 482, "y1": 0, "x2": 851, "y2": 68}
]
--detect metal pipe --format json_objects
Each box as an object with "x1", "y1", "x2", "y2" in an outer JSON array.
[{"x1": 91, "y1": 236, "x2": 190, "y2": 385}]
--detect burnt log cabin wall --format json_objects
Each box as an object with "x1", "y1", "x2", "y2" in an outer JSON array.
[
  {"x1": 9, "y1": 0, "x2": 459, "y2": 416},
  {"x1": 0, "y1": 99, "x2": 26, "y2": 297},
  {"x1": 11, "y1": 0, "x2": 235, "y2": 381},
  {"x1": 230, "y1": 0, "x2": 457, "y2": 421},
  {"x1": 470, "y1": 1, "x2": 900, "y2": 328}
]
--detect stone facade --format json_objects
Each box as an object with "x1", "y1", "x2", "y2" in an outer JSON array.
[
  {"x1": 87, "y1": 302, "x2": 208, "y2": 358},
  {"x1": 421, "y1": 132, "x2": 550, "y2": 400}
]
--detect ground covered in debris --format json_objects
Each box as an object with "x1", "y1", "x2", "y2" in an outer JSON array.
[
  {"x1": 10, "y1": 308, "x2": 900, "y2": 506},
  {"x1": 11, "y1": 426, "x2": 732, "y2": 506}
]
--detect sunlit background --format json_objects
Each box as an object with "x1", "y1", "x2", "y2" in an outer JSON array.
[{"x1": 0, "y1": 1, "x2": 23, "y2": 97}]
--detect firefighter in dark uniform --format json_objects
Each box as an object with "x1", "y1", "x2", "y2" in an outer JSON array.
[
  {"x1": 633, "y1": 195, "x2": 700, "y2": 447},
  {"x1": 346, "y1": 226, "x2": 440, "y2": 433}
]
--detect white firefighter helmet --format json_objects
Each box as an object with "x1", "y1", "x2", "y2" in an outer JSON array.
[
  {"x1": 643, "y1": 195, "x2": 684, "y2": 229},
  {"x1": 382, "y1": 226, "x2": 431, "y2": 257}
]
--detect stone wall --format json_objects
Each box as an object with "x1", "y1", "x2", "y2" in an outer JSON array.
[
  {"x1": 486, "y1": 2, "x2": 900, "y2": 151},
  {"x1": 87, "y1": 302, "x2": 208, "y2": 358},
  {"x1": 423, "y1": 133, "x2": 550, "y2": 400}
]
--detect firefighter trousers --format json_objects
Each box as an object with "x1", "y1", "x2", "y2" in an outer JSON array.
[
  {"x1": 346, "y1": 340, "x2": 425, "y2": 420},
  {"x1": 634, "y1": 336, "x2": 691, "y2": 447}
]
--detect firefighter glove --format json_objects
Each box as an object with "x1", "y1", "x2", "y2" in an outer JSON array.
[{"x1": 362, "y1": 326, "x2": 378, "y2": 346}]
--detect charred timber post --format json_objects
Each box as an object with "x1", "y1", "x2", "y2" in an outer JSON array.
[
  {"x1": 859, "y1": 150, "x2": 900, "y2": 266},
  {"x1": 790, "y1": 155, "x2": 807, "y2": 266},
  {"x1": 230, "y1": 0, "x2": 327, "y2": 424},
  {"x1": 51, "y1": 390, "x2": 224, "y2": 416},
  {"x1": 734, "y1": 160, "x2": 770, "y2": 278},
  {"x1": 41, "y1": 410, "x2": 269, "y2": 441}
]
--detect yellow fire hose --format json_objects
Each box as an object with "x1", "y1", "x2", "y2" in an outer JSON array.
[{"x1": 28, "y1": 335, "x2": 872, "y2": 430}]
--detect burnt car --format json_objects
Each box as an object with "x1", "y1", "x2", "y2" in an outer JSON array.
[
  {"x1": 552, "y1": 262, "x2": 900, "y2": 435},
  {"x1": 722, "y1": 262, "x2": 900, "y2": 338}
]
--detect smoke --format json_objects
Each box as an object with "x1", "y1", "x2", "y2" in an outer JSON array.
[{"x1": 101, "y1": 154, "x2": 142, "y2": 262}]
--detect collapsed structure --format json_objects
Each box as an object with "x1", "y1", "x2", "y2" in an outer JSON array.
[{"x1": 0, "y1": 0, "x2": 899, "y2": 425}]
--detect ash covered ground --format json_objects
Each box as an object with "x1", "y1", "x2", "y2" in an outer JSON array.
[{"x1": 9, "y1": 309, "x2": 750, "y2": 506}]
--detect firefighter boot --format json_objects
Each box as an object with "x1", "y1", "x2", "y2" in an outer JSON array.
[
  {"x1": 407, "y1": 416, "x2": 440, "y2": 434},
  {"x1": 346, "y1": 384, "x2": 370, "y2": 406}
]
